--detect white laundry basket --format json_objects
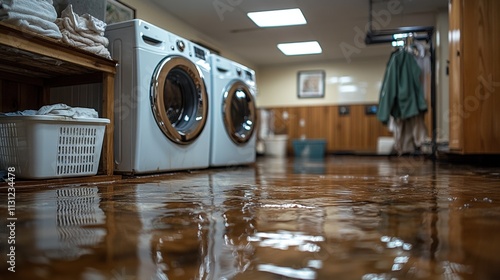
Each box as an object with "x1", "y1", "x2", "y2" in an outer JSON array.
[{"x1": 0, "y1": 115, "x2": 109, "y2": 179}]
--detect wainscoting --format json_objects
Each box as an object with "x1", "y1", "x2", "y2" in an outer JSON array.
[{"x1": 264, "y1": 104, "x2": 394, "y2": 154}]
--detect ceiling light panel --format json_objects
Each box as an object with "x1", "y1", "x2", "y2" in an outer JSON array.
[
  {"x1": 247, "y1": 8, "x2": 307, "y2": 27},
  {"x1": 277, "y1": 41, "x2": 322, "y2": 56}
]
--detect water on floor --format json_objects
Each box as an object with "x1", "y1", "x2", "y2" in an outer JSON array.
[{"x1": 1, "y1": 156, "x2": 500, "y2": 280}]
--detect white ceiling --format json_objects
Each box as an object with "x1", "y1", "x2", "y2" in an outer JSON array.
[{"x1": 150, "y1": 0, "x2": 448, "y2": 66}]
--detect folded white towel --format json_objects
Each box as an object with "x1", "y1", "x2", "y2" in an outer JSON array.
[
  {"x1": 0, "y1": 0, "x2": 61, "y2": 39},
  {"x1": 80, "y1": 12, "x2": 106, "y2": 35},
  {"x1": 77, "y1": 26, "x2": 109, "y2": 46},
  {"x1": 60, "y1": 29, "x2": 93, "y2": 47},
  {"x1": 60, "y1": 5, "x2": 106, "y2": 36},
  {"x1": 55, "y1": 5, "x2": 111, "y2": 58},
  {"x1": 57, "y1": 17, "x2": 109, "y2": 46},
  {"x1": 0, "y1": 0, "x2": 57, "y2": 22},
  {"x1": 60, "y1": 33, "x2": 111, "y2": 59},
  {"x1": 3, "y1": 14, "x2": 62, "y2": 39},
  {"x1": 60, "y1": 29, "x2": 95, "y2": 47},
  {"x1": 81, "y1": 45, "x2": 111, "y2": 59}
]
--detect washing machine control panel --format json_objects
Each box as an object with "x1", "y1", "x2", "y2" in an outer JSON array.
[
  {"x1": 176, "y1": 40, "x2": 186, "y2": 52},
  {"x1": 245, "y1": 70, "x2": 254, "y2": 81},
  {"x1": 194, "y1": 46, "x2": 206, "y2": 61}
]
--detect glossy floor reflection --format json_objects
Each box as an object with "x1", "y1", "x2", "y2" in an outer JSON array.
[{"x1": 1, "y1": 156, "x2": 500, "y2": 279}]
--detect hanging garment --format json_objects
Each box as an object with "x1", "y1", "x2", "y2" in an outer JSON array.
[
  {"x1": 410, "y1": 41, "x2": 432, "y2": 106},
  {"x1": 377, "y1": 49, "x2": 428, "y2": 124},
  {"x1": 391, "y1": 114, "x2": 428, "y2": 154},
  {"x1": 377, "y1": 48, "x2": 429, "y2": 154}
]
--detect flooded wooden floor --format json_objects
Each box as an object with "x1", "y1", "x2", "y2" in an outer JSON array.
[{"x1": 1, "y1": 155, "x2": 500, "y2": 280}]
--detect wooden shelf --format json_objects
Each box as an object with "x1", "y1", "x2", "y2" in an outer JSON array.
[{"x1": 0, "y1": 22, "x2": 117, "y2": 177}]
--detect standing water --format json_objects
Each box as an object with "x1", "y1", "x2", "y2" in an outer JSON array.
[{"x1": 1, "y1": 156, "x2": 499, "y2": 279}]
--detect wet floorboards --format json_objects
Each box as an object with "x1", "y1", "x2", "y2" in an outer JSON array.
[{"x1": 1, "y1": 155, "x2": 500, "y2": 280}]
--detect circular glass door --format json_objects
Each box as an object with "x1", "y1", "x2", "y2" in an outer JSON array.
[
  {"x1": 150, "y1": 56, "x2": 208, "y2": 144},
  {"x1": 223, "y1": 81, "x2": 256, "y2": 145}
]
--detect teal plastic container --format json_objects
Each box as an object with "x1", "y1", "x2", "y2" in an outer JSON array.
[{"x1": 292, "y1": 139, "x2": 326, "y2": 159}]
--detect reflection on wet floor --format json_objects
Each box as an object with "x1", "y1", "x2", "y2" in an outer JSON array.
[{"x1": 1, "y1": 156, "x2": 500, "y2": 279}]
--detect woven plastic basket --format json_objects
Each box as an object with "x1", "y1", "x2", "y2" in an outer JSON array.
[{"x1": 0, "y1": 115, "x2": 109, "y2": 179}]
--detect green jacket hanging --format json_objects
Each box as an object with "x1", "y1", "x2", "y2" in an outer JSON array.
[{"x1": 376, "y1": 49, "x2": 428, "y2": 124}]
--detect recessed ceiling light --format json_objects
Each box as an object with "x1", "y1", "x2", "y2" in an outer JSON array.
[
  {"x1": 277, "y1": 41, "x2": 322, "y2": 56},
  {"x1": 247, "y1": 8, "x2": 307, "y2": 27}
]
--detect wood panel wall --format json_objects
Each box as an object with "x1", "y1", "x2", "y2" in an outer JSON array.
[
  {"x1": 460, "y1": 0, "x2": 500, "y2": 153},
  {"x1": 1, "y1": 79, "x2": 43, "y2": 113},
  {"x1": 264, "y1": 104, "x2": 393, "y2": 154},
  {"x1": 448, "y1": 0, "x2": 500, "y2": 154}
]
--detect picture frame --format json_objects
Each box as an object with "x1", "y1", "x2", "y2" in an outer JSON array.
[
  {"x1": 105, "y1": 0, "x2": 136, "y2": 24},
  {"x1": 297, "y1": 70, "x2": 325, "y2": 98}
]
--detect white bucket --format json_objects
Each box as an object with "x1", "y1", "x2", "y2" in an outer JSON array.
[
  {"x1": 264, "y1": 135, "x2": 288, "y2": 157},
  {"x1": 377, "y1": 137, "x2": 395, "y2": 155}
]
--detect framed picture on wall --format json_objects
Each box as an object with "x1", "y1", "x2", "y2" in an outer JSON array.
[
  {"x1": 297, "y1": 70, "x2": 325, "y2": 98},
  {"x1": 105, "y1": 0, "x2": 136, "y2": 24}
]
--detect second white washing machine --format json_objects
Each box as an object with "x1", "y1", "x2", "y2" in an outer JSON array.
[
  {"x1": 105, "y1": 19, "x2": 212, "y2": 175},
  {"x1": 209, "y1": 54, "x2": 257, "y2": 167}
]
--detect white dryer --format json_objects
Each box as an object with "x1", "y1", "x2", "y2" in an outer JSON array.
[
  {"x1": 209, "y1": 54, "x2": 257, "y2": 167},
  {"x1": 105, "y1": 19, "x2": 211, "y2": 174}
]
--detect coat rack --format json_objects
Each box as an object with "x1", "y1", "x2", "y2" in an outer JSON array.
[{"x1": 364, "y1": 1, "x2": 437, "y2": 159}]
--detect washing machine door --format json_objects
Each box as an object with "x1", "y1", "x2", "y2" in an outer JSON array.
[
  {"x1": 151, "y1": 55, "x2": 208, "y2": 144},
  {"x1": 223, "y1": 80, "x2": 256, "y2": 145}
]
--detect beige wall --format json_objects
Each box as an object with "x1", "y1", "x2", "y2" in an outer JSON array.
[{"x1": 256, "y1": 56, "x2": 389, "y2": 108}]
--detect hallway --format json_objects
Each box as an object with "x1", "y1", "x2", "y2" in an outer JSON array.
[{"x1": 1, "y1": 156, "x2": 500, "y2": 279}]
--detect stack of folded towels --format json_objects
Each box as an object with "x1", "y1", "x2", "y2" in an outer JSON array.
[
  {"x1": 0, "y1": 0, "x2": 62, "y2": 39},
  {"x1": 55, "y1": 5, "x2": 111, "y2": 59}
]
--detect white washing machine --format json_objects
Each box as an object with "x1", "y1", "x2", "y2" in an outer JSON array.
[
  {"x1": 209, "y1": 54, "x2": 257, "y2": 167},
  {"x1": 105, "y1": 19, "x2": 211, "y2": 174}
]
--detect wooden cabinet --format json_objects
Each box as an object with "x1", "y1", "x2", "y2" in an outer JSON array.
[
  {"x1": 448, "y1": 0, "x2": 500, "y2": 154},
  {"x1": 0, "y1": 22, "x2": 117, "y2": 177}
]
